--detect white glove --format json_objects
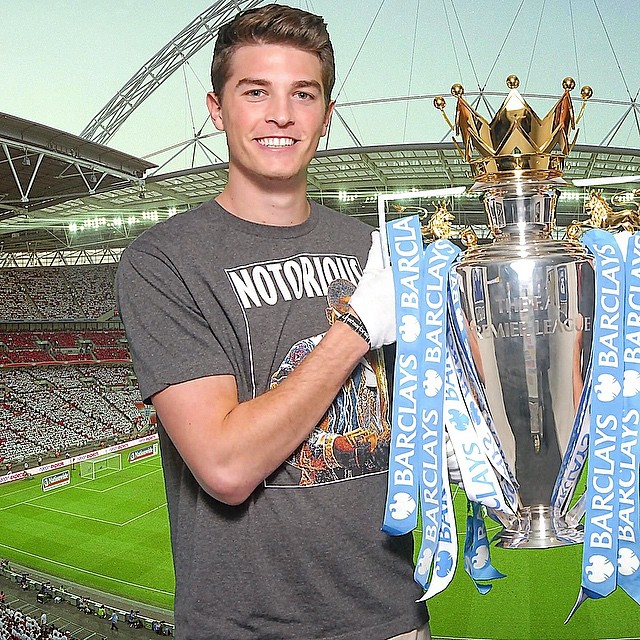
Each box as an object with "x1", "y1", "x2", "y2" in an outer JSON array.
[
  {"x1": 349, "y1": 230, "x2": 396, "y2": 351},
  {"x1": 445, "y1": 431, "x2": 462, "y2": 484}
]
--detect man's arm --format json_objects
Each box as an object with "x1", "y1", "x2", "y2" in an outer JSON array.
[{"x1": 152, "y1": 320, "x2": 369, "y2": 506}]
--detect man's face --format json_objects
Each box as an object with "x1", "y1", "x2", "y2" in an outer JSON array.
[{"x1": 207, "y1": 44, "x2": 333, "y2": 186}]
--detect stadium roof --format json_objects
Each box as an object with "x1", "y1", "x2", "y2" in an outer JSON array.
[
  {"x1": 1, "y1": 141, "x2": 639, "y2": 255},
  {"x1": 0, "y1": 112, "x2": 155, "y2": 221}
]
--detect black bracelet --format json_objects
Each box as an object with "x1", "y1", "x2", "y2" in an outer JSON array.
[{"x1": 335, "y1": 312, "x2": 371, "y2": 347}]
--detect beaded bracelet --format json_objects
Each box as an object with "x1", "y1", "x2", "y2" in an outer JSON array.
[{"x1": 335, "y1": 311, "x2": 371, "y2": 348}]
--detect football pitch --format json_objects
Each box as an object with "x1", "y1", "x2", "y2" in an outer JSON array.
[
  {"x1": 0, "y1": 448, "x2": 175, "y2": 610},
  {"x1": 2, "y1": 451, "x2": 640, "y2": 638}
]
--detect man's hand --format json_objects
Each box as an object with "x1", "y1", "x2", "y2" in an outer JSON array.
[{"x1": 349, "y1": 230, "x2": 396, "y2": 350}]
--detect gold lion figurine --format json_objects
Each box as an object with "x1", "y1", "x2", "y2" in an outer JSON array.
[{"x1": 566, "y1": 190, "x2": 640, "y2": 240}]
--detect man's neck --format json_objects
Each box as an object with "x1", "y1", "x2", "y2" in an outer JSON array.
[{"x1": 216, "y1": 174, "x2": 310, "y2": 226}]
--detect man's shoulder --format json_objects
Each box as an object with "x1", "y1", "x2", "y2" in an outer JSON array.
[
  {"x1": 122, "y1": 199, "x2": 222, "y2": 258},
  {"x1": 313, "y1": 201, "x2": 369, "y2": 228},
  {"x1": 312, "y1": 201, "x2": 372, "y2": 241}
]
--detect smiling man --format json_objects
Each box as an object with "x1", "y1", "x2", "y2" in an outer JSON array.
[{"x1": 115, "y1": 4, "x2": 429, "y2": 639}]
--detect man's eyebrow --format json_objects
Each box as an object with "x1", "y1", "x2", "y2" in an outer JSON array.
[
  {"x1": 291, "y1": 80, "x2": 322, "y2": 92},
  {"x1": 236, "y1": 77, "x2": 270, "y2": 89}
]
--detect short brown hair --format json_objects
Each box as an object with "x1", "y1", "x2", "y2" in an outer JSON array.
[{"x1": 211, "y1": 3, "x2": 335, "y2": 107}]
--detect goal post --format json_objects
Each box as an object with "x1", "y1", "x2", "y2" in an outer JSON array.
[{"x1": 79, "y1": 453, "x2": 122, "y2": 480}]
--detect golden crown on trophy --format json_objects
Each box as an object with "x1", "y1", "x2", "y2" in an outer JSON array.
[{"x1": 434, "y1": 75, "x2": 592, "y2": 184}]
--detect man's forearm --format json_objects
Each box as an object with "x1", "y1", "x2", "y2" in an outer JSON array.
[{"x1": 152, "y1": 320, "x2": 370, "y2": 505}]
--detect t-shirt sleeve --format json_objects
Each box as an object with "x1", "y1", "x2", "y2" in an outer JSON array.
[{"x1": 115, "y1": 240, "x2": 232, "y2": 403}]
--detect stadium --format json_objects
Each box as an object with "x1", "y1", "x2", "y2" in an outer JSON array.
[{"x1": 1, "y1": 1, "x2": 640, "y2": 639}]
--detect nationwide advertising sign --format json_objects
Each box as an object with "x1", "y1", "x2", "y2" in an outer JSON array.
[
  {"x1": 129, "y1": 442, "x2": 158, "y2": 463},
  {"x1": 41, "y1": 469, "x2": 70, "y2": 492}
]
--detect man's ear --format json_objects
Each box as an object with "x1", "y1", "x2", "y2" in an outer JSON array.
[
  {"x1": 206, "y1": 92, "x2": 224, "y2": 131},
  {"x1": 321, "y1": 100, "x2": 335, "y2": 137}
]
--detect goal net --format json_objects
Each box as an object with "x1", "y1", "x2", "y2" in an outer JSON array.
[{"x1": 79, "y1": 453, "x2": 122, "y2": 480}]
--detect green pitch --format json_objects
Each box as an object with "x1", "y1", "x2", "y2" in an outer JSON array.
[{"x1": 0, "y1": 448, "x2": 175, "y2": 610}]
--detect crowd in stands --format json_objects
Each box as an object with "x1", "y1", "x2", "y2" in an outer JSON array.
[
  {"x1": 92, "y1": 347, "x2": 130, "y2": 361},
  {"x1": 0, "y1": 262, "x2": 156, "y2": 466},
  {"x1": 0, "y1": 265, "x2": 117, "y2": 322},
  {"x1": 0, "y1": 604, "x2": 69, "y2": 640},
  {"x1": 0, "y1": 365, "x2": 149, "y2": 464}
]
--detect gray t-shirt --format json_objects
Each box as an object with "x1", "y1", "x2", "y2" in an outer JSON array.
[{"x1": 116, "y1": 200, "x2": 428, "y2": 640}]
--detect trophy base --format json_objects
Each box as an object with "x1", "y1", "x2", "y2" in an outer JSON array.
[{"x1": 495, "y1": 505, "x2": 579, "y2": 549}]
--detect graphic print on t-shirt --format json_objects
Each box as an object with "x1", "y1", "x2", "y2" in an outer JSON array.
[
  {"x1": 224, "y1": 251, "x2": 391, "y2": 487},
  {"x1": 266, "y1": 277, "x2": 391, "y2": 488}
]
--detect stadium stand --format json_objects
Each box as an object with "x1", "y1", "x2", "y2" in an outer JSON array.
[
  {"x1": 79, "y1": 331, "x2": 123, "y2": 346},
  {"x1": 0, "y1": 606, "x2": 51, "y2": 640},
  {"x1": 0, "y1": 362, "x2": 147, "y2": 464},
  {"x1": 0, "y1": 265, "x2": 117, "y2": 322},
  {"x1": 0, "y1": 264, "x2": 140, "y2": 468},
  {"x1": 0, "y1": 330, "x2": 128, "y2": 366},
  {"x1": 93, "y1": 347, "x2": 130, "y2": 360}
]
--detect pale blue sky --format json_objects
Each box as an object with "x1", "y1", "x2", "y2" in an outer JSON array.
[{"x1": 2, "y1": 1, "x2": 638, "y2": 170}]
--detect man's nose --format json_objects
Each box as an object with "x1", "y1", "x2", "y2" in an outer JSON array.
[{"x1": 266, "y1": 94, "x2": 294, "y2": 126}]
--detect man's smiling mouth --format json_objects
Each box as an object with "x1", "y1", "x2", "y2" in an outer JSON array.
[{"x1": 256, "y1": 137, "x2": 296, "y2": 147}]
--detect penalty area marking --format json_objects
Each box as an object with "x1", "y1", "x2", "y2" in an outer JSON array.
[
  {"x1": 0, "y1": 541, "x2": 173, "y2": 596},
  {"x1": 74, "y1": 467, "x2": 161, "y2": 494},
  {"x1": 19, "y1": 502, "x2": 123, "y2": 526},
  {"x1": 0, "y1": 466, "x2": 165, "y2": 525},
  {"x1": 1, "y1": 489, "x2": 166, "y2": 526}
]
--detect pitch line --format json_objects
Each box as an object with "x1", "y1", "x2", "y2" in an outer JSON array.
[
  {"x1": 0, "y1": 541, "x2": 174, "y2": 596},
  {"x1": 1, "y1": 467, "x2": 165, "y2": 524},
  {"x1": 0, "y1": 487, "x2": 59, "y2": 512},
  {"x1": 122, "y1": 502, "x2": 167, "y2": 525},
  {"x1": 74, "y1": 467, "x2": 161, "y2": 493},
  {"x1": 23, "y1": 502, "x2": 122, "y2": 526},
  {"x1": 3, "y1": 488, "x2": 165, "y2": 526},
  {"x1": 0, "y1": 481, "x2": 45, "y2": 502}
]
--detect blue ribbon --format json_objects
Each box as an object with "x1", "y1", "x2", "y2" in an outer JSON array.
[
  {"x1": 384, "y1": 217, "x2": 460, "y2": 592},
  {"x1": 618, "y1": 232, "x2": 640, "y2": 604},
  {"x1": 443, "y1": 352, "x2": 514, "y2": 516},
  {"x1": 418, "y1": 453, "x2": 459, "y2": 600},
  {"x1": 413, "y1": 238, "x2": 460, "y2": 589},
  {"x1": 552, "y1": 363, "x2": 591, "y2": 517},
  {"x1": 577, "y1": 229, "x2": 625, "y2": 604},
  {"x1": 383, "y1": 215, "x2": 424, "y2": 536},
  {"x1": 447, "y1": 270, "x2": 519, "y2": 502},
  {"x1": 463, "y1": 501, "x2": 506, "y2": 594}
]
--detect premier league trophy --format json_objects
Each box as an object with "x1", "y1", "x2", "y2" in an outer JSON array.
[
  {"x1": 433, "y1": 75, "x2": 595, "y2": 548},
  {"x1": 385, "y1": 75, "x2": 640, "y2": 608}
]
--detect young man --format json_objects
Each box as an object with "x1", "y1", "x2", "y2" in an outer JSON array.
[{"x1": 116, "y1": 5, "x2": 430, "y2": 639}]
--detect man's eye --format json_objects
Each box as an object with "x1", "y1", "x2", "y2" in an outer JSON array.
[
  {"x1": 296, "y1": 91, "x2": 314, "y2": 100},
  {"x1": 246, "y1": 89, "x2": 265, "y2": 97}
]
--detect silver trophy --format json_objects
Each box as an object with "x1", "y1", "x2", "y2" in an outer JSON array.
[{"x1": 435, "y1": 76, "x2": 595, "y2": 547}]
